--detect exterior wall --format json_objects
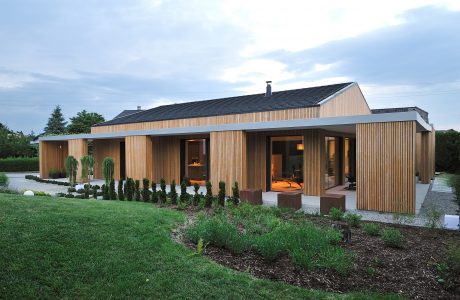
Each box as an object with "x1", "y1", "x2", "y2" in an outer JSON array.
[
  {"x1": 39, "y1": 141, "x2": 68, "y2": 179},
  {"x1": 152, "y1": 136, "x2": 181, "y2": 183},
  {"x1": 303, "y1": 129, "x2": 326, "y2": 196},
  {"x1": 356, "y1": 121, "x2": 416, "y2": 213},
  {"x1": 125, "y1": 136, "x2": 153, "y2": 181},
  {"x1": 210, "y1": 130, "x2": 247, "y2": 195},
  {"x1": 319, "y1": 84, "x2": 371, "y2": 117},
  {"x1": 419, "y1": 127, "x2": 436, "y2": 184},
  {"x1": 93, "y1": 139, "x2": 121, "y2": 180},
  {"x1": 91, "y1": 107, "x2": 320, "y2": 134},
  {"x1": 68, "y1": 139, "x2": 88, "y2": 182},
  {"x1": 246, "y1": 132, "x2": 267, "y2": 192},
  {"x1": 415, "y1": 132, "x2": 421, "y2": 176}
]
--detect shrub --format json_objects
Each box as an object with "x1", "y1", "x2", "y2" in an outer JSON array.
[
  {"x1": 84, "y1": 184, "x2": 90, "y2": 199},
  {"x1": 151, "y1": 181, "x2": 158, "y2": 203},
  {"x1": 329, "y1": 207, "x2": 344, "y2": 221},
  {"x1": 180, "y1": 179, "x2": 188, "y2": 204},
  {"x1": 65, "y1": 155, "x2": 78, "y2": 187},
  {"x1": 65, "y1": 193, "x2": 75, "y2": 198},
  {"x1": 446, "y1": 242, "x2": 460, "y2": 275},
  {"x1": 76, "y1": 188, "x2": 85, "y2": 194},
  {"x1": 102, "y1": 184, "x2": 110, "y2": 200},
  {"x1": 204, "y1": 181, "x2": 213, "y2": 208},
  {"x1": 170, "y1": 180, "x2": 178, "y2": 205},
  {"x1": 218, "y1": 181, "x2": 225, "y2": 206},
  {"x1": 25, "y1": 175, "x2": 70, "y2": 186},
  {"x1": 381, "y1": 228, "x2": 403, "y2": 248},
  {"x1": 125, "y1": 178, "x2": 134, "y2": 201},
  {"x1": 193, "y1": 183, "x2": 200, "y2": 206},
  {"x1": 0, "y1": 173, "x2": 8, "y2": 187},
  {"x1": 142, "y1": 178, "x2": 150, "y2": 202},
  {"x1": 363, "y1": 223, "x2": 381, "y2": 236},
  {"x1": 109, "y1": 179, "x2": 117, "y2": 200},
  {"x1": 255, "y1": 230, "x2": 285, "y2": 261},
  {"x1": 56, "y1": 192, "x2": 66, "y2": 197},
  {"x1": 67, "y1": 187, "x2": 76, "y2": 193},
  {"x1": 118, "y1": 179, "x2": 124, "y2": 200},
  {"x1": 344, "y1": 213, "x2": 362, "y2": 227},
  {"x1": 124, "y1": 179, "x2": 130, "y2": 201},
  {"x1": 159, "y1": 178, "x2": 167, "y2": 204},
  {"x1": 422, "y1": 205, "x2": 443, "y2": 229},
  {"x1": 92, "y1": 185, "x2": 98, "y2": 199},
  {"x1": 48, "y1": 169, "x2": 65, "y2": 179},
  {"x1": 232, "y1": 182, "x2": 240, "y2": 205},
  {"x1": 0, "y1": 157, "x2": 39, "y2": 172},
  {"x1": 102, "y1": 157, "x2": 114, "y2": 186},
  {"x1": 80, "y1": 155, "x2": 95, "y2": 184}
]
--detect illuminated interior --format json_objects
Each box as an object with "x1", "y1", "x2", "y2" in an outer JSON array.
[
  {"x1": 325, "y1": 136, "x2": 338, "y2": 189},
  {"x1": 184, "y1": 139, "x2": 208, "y2": 185},
  {"x1": 270, "y1": 136, "x2": 303, "y2": 191}
]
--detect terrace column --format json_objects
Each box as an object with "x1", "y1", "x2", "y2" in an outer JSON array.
[
  {"x1": 39, "y1": 141, "x2": 68, "y2": 179},
  {"x1": 303, "y1": 129, "x2": 326, "y2": 196},
  {"x1": 68, "y1": 139, "x2": 88, "y2": 182},
  {"x1": 210, "y1": 130, "x2": 247, "y2": 195},
  {"x1": 419, "y1": 127, "x2": 436, "y2": 184},
  {"x1": 125, "y1": 135, "x2": 153, "y2": 181},
  {"x1": 356, "y1": 121, "x2": 416, "y2": 214}
]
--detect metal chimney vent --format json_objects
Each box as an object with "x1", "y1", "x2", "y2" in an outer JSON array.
[
  {"x1": 137, "y1": 106, "x2": 142, "y2": 110},
  {"x1": 265, "y1": 81, "x2": 272, "y2": 97}
]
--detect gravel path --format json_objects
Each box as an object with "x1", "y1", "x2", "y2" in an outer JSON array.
[
  {"x1": 5, "y1": 172, "x2": 68, "y2": 195},
  {"x1": 420, "y1": 176, "x2": 459, "y2": 216}
]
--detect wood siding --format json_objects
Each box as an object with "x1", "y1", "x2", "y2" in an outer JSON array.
[
  {"x1": 39, "y1": 141, "x2": 68, "y2": 179},
  {"x1": 210, "y1": 131, "x2": 247, "y2": 195},
  {"x1": 356, "y1": 121, "x2": 416, "y2": 213},
  {"x1": 152, "y1": 136, "x2": 181, "y2": 183},
  {"x1": 246, "y1": 132, "x2": 267, "y2": 192},
  {"x1": 303, "y1": 129, "x2": 326, "y2": 196},
  {"x1": 419, "y1": 127, "x2": 436, "y2": 184},
  {"x1": 92, "y1": 107, "x2": 319, "y2": 134},
  {"x1": 319, "y1": 84, "x2": 371, "y2": 117},
  {"x1": 93, "y1": 139, "x2": 121, "y2": 180},
  {"x1": 125, "y1": 136, "x2": 153, "y2": 181},
  {"x1": 68, "y1": 139, "x2": 88, "y2": 182}
]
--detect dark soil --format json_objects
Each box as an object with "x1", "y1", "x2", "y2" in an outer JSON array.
[{"x1": 174, "y1": 210, "x2": 460, "y2": 300}]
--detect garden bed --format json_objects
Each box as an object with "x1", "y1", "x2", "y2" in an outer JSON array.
[{"x1": 175, "y1": 205, "x2": 460, "y2": 300}]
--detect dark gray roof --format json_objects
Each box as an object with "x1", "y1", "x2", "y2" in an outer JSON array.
[
  {"x1": 372, "y1": 107, "x2": 429, "y2": 123},
  {"x1": 95, "y1": 82, "x2": 354, "y2": 126},
  {"x1": 112, "y1": 110, "x2": 144, "y2": 120}
]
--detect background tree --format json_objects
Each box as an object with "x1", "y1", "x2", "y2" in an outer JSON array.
[
  {"x1": 436, "y1": 130, "x2": 460, "y2": 173},
  {"x1": 44, "y1": 105, "x2": 67, "y2": 135},
  {"x1": 0, "y1": 123, "x2": 36, "y2": 158},
  {"x1": 66, "y1": 110, "x2": 105, "y2": 134}
]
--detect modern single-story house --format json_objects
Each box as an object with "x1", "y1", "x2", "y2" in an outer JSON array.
[{"x1": 39, "y1": 82, "x2": 435, "y2": 214}]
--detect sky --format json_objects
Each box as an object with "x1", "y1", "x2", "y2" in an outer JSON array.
[{"x1": 0, "y1": 0, "x2": 459, "y2": 134}]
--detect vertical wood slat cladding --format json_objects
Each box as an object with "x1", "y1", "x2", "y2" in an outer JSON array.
[
  {"x1": 415, "y1": 133, "x2": 422, "y2": 176},
  {"x1": 210, "y1": 131, "x2": 247, "y2": 195},
  {"x1": 246, "y1": 132, "x2": 267, "y2": 192},
  {"x1": 419, "y1": 127, "x2": 436, "y2": 184},
  {"x1": 319, "y1": 84, "x2": 371, "y2": 117},
  {"x1": 93, "y1": 139, "x2": 121, "y2": 180},
  {"x1": 356, "y1": 121, "x2": 416, "y2": 213},
  {"x1": 125, "y1": 136, "x2": 153, "y2": 181},
  {"x1": 303, "y1": 130, "x2": 326, "y2": 196},
  {"x1": 152, "y1": 136, "x2": 181, "y2": 183},
  {"x1": 91, "y1": 107, "x2": 319, "y2": 133},
  {"x1": 68, "y1": 139, "x2": 88, "y2": 181},
  {"x1": 39, "y1": 141, "x2": 68, "y2": 179}
]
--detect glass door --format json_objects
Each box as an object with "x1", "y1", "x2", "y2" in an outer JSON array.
[
  {"x1": 325, "y1": 137, "x2": 338, "y2": 189},
  {"x1": 270, "y1": 136, "x2": 303, "y2": 192},
  {"x1": 184, "y1": 139, "x2": 208, "y2": 185}
]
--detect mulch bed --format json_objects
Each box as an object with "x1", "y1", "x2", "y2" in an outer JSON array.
[{"x1": 173, "y1": 209, "x2": 460, "y2": 299}]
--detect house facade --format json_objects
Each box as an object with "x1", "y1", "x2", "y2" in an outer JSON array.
[{"x1": 39, "y1": 82, "x2": 435, "y2": 214}]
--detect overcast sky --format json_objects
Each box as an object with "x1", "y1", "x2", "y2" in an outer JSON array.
[{"x1": 0, "y1": 0, "x2": 459, "y2": 133}]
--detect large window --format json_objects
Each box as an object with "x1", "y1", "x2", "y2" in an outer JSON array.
[
  {"x1": 184, "y1": 139, "x2": 208, "y2": 185},
  {"x1": 325, "y1": 137, "x2": 338, "y2": 189},
  {"x1": 270, "y1": 136, "x2": 303, "y2": 191}
]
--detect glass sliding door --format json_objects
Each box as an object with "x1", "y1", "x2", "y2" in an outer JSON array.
[
  {"x1": 270, "y1": 136, "x2": 303, "y2": 191},
  {"x1": 184, "y1": 139, "x2": 208, "y2": 185},
  {"x1": 325, "y1": 137, "x2": 339, "y2": 189}
]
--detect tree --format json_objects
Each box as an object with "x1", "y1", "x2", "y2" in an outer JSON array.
[
  {"x1": 67, "y1": 110, "x2": 105, "y2": 134},
  {"x1": 44, "y1": 105, "x2": 67, "y2": 135},
  {"x1": 0, "y1": 123, "x2": 36, "y2": 158}
]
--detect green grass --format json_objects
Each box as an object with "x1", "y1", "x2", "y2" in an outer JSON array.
[{"x1": 0, "y1": 194, "x2": 401, "y2": 299}]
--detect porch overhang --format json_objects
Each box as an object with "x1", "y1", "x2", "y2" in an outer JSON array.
[{"x1": 39, "y1": 111, "x2": 431, "y2": 141}]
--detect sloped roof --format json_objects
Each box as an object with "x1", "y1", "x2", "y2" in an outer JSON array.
[
  {"x1": 95, "y1": 82, "x2": 354, "y2": 127},
  {"x1": 112, "y1": 110, "x2": 144, "y2": 120}
]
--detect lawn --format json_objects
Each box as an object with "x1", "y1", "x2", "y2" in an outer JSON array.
[{"x1": 0, "y1": 194, "x2": 397, "y2": 299}]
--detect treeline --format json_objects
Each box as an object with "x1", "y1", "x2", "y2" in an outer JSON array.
[
  {"x1": 436, "y1": 129, "x2": 460, "y2": 174},
  {"x1": 0, "y1": 123, "x2": 37, "y2": 158}
]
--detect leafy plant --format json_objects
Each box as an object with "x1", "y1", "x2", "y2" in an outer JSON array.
[
  {"x1": 109, "y1": 179, "x2": 117, "y2": 200},
  {"x1": 204, "y1": 181, "x2": 213, "y2": 208},
  {"x1": 84, "y1": 184, "x2": 90, "y2": 199},
  {"x1": 159, "y1": 178, "x2": 167, "y2": 204},
  {"x1": 118, "y1": 179, "x2": 124, "y2": 200},
  {"x1": 151, "y1": 181, "x2": 158, "y2": 203},
  {"x1": 92, "y1": 185, "x2": 98, "y2": 199},
  {"x1": 381, "y1": 228, "x2": 403, "y2": 248},
  {"x1": 217, "y1": 181, "x2": 225, "y2": 206},
  {"x1": 168, "y1": 180, "x2": 177, "y2": 205},
  {"x1": 232, "y1": 182, "x2": 240, "y2": 205},
  {"x1": 124, "y1": 179, "x2": 131, "y2": 201},
  {"x1": 446, "y1": 242, "x2": 460, "y2": 275},
  {"x1": 329, "y1": 207, "x2": 344, "y2": 221},
  {"x1": 102, "y1": 157, "x2": 114, "y2": 186},
  {"x1": 366, "y1": 267, "x2": 376, "y2": 276},
  {"x1": 344, "y1": 213, "x2": 362, "y2": 227},
  {"x1": 142, "y1": 178, "x2": 150, "y2": 202},
  {"x1": 80, "y1": 155, "x2": 95, "y2": 184},
  {"x1": 180, "y1": 179, "x2": 188, "y2": 204},
  {"x1": 193, "y1": 183, "x2": 200, "y2": 206},
  {"x1": 0, "y1": 172, "x2": 8, "y2": 187},
  {"x1": 65, "y1": 155, "x2": 78, "y2": 187},
  {"x1": 102, "y1": 184, "x2": 109, "y2": 200},
  {"x1": 422, "y1": 205, "x2": 443, "y2": 229},
  {"x1": 363, "y1": 223, "x2": 381, "y2": 236},
  {"x1": 135, "y1": 180, "x2": 141, "y2": 201}
]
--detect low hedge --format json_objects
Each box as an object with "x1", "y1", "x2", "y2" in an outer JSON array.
[{"x1": 0, "y1": 157, "x2": 39, "y2": 172}]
